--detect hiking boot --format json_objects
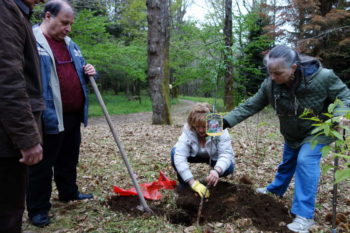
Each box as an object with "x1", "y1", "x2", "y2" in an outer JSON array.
[
  {"x1": 255, "y1": 187, "x2": 268, "y2": 194},
  {"x1": 287, "y1": 215, "x2": 315, "y2": 233}
]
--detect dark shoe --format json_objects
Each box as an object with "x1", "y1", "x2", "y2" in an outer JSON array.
[
  {"x1": 59, "y1": 192, "x2": 93, "y2": 203},
  {"x1": 29, "y1": 212, "x2": 50, "y2": 227},
  {"x1": 75, "y1": 192, "x2": 93, "y2": 200}
]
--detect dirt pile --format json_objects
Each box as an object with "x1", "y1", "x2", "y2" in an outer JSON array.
[{"x1": 107, "y1": 181, "x2": 293, "y2": 232}]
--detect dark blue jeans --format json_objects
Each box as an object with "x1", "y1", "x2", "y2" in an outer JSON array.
[{"x1": 170, "y1": 147, "x2": 234, "y2": 185}]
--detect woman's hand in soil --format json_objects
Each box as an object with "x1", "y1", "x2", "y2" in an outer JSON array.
[
  {"x1": 191, "y1": 180, "x2": 210, "y2": 198},
  {"x1": 206, "y1": 169, "x2": 219, "y2": 187}
]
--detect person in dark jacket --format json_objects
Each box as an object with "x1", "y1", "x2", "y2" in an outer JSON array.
[
  {"x1": 26, "y1": 0, "x2": 96, "y2": 227},
  {"x1": 0, "y1": 0, "x2": 46, "y2": 232},
  {"x1": 223, "y1": 45, "x2": 350, "y2": 233}
]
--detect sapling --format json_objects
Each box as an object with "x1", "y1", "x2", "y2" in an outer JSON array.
[
  {"x1": 300, "y1": 99, "x2": 350, "y2": 183},
  {"x1": 300, "y1": 99, "x2": 350, "y2": 232}
]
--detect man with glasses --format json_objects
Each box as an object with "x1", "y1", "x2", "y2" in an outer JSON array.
[
  {"x1": 0, "y1": 0, "x2": 46, "y2": 232},
  {"x1": 26, "y1": 0, "x2": 96, "y2": 227}
]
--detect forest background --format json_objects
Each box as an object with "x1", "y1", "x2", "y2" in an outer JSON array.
[
  {"x1": 31, "y1": 0, "x2": 350, "y2": 114},
  {"x1": 22, "y1": 1, "x2": 350, "y2": 232}
]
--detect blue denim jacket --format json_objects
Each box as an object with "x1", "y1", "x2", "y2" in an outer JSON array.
[{"x1": 33, "y1": 26, "x2": 89, "y2": 134}]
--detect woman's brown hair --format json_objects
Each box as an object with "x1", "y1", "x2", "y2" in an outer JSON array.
[{"x1": 187, "y1": 103, "x2": 211, "y2": 131}]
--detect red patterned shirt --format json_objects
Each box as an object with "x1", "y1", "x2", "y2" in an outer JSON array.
[{"x1": 45, "y1": 35, "x2": 84, "y2": 113}]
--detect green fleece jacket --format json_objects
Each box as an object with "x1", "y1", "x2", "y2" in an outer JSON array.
[{"x1": 224, "y1": 58, "x2": 350, "y2": 148}]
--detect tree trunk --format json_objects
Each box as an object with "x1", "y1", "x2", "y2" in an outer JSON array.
[
  {"x1": 223, "y1": 0, "x2": 234, "y2": 111},
  {"x1": 147, "y1": 0, "x2": 172, "y2": 124}
]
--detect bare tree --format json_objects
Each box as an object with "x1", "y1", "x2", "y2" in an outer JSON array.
[
  {"x1": 207, "y1": 0, "x2": 225, "y2": 26},
  {"x1": 147, "y1": 0, "x2": 172, "y2": 124},
  {"x1": 171, "y1": 0, "x2": 192, "y2": 26},
  {"x1": 223, "y1": 0, "x2": 234, "y2": 111}
]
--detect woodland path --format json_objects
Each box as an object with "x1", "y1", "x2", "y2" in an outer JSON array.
[{"x1": 88, "y1": 99, "x2": 196, "y2": 126}]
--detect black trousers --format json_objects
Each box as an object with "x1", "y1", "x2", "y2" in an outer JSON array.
[
  {"x1": 26, "y1": 114, "x2": 81, "y2": 216},
  {"x1": 0, "y1": 157, "x2": 26, "y2": 233}
]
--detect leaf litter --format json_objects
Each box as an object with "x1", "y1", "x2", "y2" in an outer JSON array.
[{"x1": 23, "y1": 100, "x2": 350, "y2": 233}]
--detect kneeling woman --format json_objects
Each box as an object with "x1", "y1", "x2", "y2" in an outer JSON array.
[{"x1": 171, "y1": 103, "x2": 235, "y2": 198}]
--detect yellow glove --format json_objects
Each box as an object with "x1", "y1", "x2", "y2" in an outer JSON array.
[{"x1": 191, "y1": 180, "x2": 210, "y2": 198}]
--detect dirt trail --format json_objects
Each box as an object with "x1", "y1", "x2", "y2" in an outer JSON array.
[{"x1": 89, "y1": 99, "x2": 196, "y2": 126}]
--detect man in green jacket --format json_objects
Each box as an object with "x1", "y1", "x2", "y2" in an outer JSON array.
[
  {"x1": 0, "y1": 0, "x2": 46, "y2": 232},
  {"x1": 223, "y1": 45, "x2": 350, "y2": 233}
]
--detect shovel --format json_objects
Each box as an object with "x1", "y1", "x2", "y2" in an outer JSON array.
[{"x1": 89, "y1": 76, "x2": 152, "y2": 213}]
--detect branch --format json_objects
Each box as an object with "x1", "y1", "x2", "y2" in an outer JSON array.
[{"x1": 298, "y1": 26, "x2": 350, "y2": 43}]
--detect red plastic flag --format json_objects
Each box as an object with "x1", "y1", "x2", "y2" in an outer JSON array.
[{"x1": 113, "y1": 171, "x2": 177, "y2": 200}]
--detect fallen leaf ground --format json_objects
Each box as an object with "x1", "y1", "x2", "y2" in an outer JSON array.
[{"x1": 23, "y1": 100, "x2": 350, "y2": 233}]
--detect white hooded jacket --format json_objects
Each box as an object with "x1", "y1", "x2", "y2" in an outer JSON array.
[{"x1": 173, "y1": 124, "x2": 235, "y2": 182}]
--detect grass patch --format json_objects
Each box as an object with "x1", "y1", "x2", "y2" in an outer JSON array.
[
  {"x1": 88, "y1": 94, "x2": 152, "y2": 117},
  {"x1": 89, "y1": 94, "x2": 180, "y2": 117},
  {"x1": 89, "y1": 94, "x2": 224, "y2": 118},
  {"x1": 180, "y1": 96, "x2": 225, "y2": 111}
]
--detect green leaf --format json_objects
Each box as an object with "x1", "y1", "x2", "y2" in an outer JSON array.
[
  {"x1": 335, "y1": 140, "x2": 345, "y2": 149},
  {"x1": 309, "y1": 117, "x2": 321, "y2": 122},
  {"x1": 334, "y1": 153, "x2": 350, "y2": 160},
  {"x1": 328, "y1": 103, "x2": 336, "y2": 113},
  {"x1": 300, "y1": 109, "x2": 312, "y2": 118},
  {"x1": 332, "y1": 131, "x2": 344, "y2": 141},
  {"x1": 344, "y1": 112, "x2": 350, "y2": 119},
  {"x1": 324, "y1": 125, "x2": 330, "y2": 136},
  {"x1": 321, "y1": 164, "x2": 334, "y2": 175},
  {"x1": 311, "y1": 127, "x2": 323, "y2": 135},
  {"x1": 322, "y1": 113, "x2": 333, "y2": 118},
  {"x1": 335, "y1": 168, "x2": 350, "y2": 183},
  {"x1": 311, "y1": 140, "x2": 318, "y2": 149},
  {"x1": 321, "y1": 145, "x2": 331, "y2": 157}
]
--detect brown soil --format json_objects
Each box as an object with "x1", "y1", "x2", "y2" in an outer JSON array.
[{"x1": 107, "y1": 181, "x2": 294, "y2": 232}]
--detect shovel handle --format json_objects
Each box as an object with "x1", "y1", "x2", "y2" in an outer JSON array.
[{"x1": 89, "y1": 76, "x2": 152, "y2": 213}]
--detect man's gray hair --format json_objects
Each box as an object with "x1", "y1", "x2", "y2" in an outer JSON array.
[{"x1": 42, "y1": 0, "x2": 73, "y2": 18}]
